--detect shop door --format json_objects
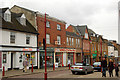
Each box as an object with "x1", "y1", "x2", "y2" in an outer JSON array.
[{"x1": 11, "y1": 53, "x2": 13, "y2": 69}]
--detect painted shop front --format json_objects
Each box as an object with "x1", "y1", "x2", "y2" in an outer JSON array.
[
  {"x1": 1, "y1": 47, "x2": 37, "y2": 71},
  {"x1": 54, "y1": 48, "x2": 76, "y2": 67},
  {"x1": 39, "y1": 48, "x2": 54, "y2": 69}
]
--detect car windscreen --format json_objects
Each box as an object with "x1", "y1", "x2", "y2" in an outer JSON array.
[
  {"x1": 93, "y1": 62, "x2": 101, "y2": 65},
  {"x1": 75, "y1": 63, "x2": 83, "y2": 66}
]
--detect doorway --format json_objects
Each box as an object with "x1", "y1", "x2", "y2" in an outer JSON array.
[{"x1": 11, "y1": 53, "x2": 13, "y2": 70}]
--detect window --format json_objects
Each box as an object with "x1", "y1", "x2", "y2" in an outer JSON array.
[
  {"x1": 78, "y1": 39, "x2": 80, "y2": 47},
  {"x1": 69, "y1": 38, "x2": 71, "y2": 46},
  {"x1": 76, "y1": 39, "x2": 78, "y2": 47},
  {"x1": 20, "y1": 18, "x2": 26, "y2": 26},
  {"x1": 67, "y1": 37, "x2": 69, "y2": 45},
  {"x1": 4, "y1": 13, "x2": 11, "y2": 22},
  {"x1": 57, "y1": 24, "x2": 61, "y2": 30},
  {"x1": 46, "y1": 34, "x2": 50, "y2": 44},
  {"x1": 72, "y1": 38, "x2": 74, "y2": 46},
  {"x1": 85, "y1": 33, "x2": 88, "y2": 39},
  {"x1": 57, "y1": 36, "x2": 61, "y2": 45},
  {"x1": 3, "y1": 54, "x2": 7, "y2": 63},
  {"x1": 46, "y1": 21, "x2": 50, "y2": 28},
  {"x1": 10, "y1": 32, "x2": 15, "y2": 44},
  {"x1": 92, "y1": 44, "x2": 94, "y2": 51},
  {"x1": 26, "y1": 35, "x2": 30, "y2": 44}
]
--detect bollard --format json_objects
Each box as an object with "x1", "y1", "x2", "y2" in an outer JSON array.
[
  {"x1": 53, "y1": 64, "x2": 55, "y2": 71},
  {"x1": 69, "y1": 64, "x2": 70, "y2": 70},
  {"x1": 2, "y1": 66, "x2": 5, "y2": 76},
  {"x1": 31, "y1": 64, "x2": 33, "y2": 72}
]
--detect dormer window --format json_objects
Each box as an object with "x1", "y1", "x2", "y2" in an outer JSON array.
[
  {"x1": 20, "y1": 17, "x2": 26, "y2": 26},
  {"x1": 4, "y1": 13, "x2": 11, "y2": 22},
  {"x1": 85, "y1": 33, "x2": 88, "y2": 39}
]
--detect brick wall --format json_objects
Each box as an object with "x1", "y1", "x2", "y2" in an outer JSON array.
[{"x1": 37, "y1": 16, "x2": 66, "y2": 48}]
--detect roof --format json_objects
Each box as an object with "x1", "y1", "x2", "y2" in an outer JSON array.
[
  {"x1": 75, "y1": 25, "x2": 87, "y2": 36},
  {"x1": 11, "y1": 5, "x2": 36, "y2": 13},
  {"x1": 88, "y1": 28, "x2": 96, "y2": 36},
  {"x1": 0, "y1": 11, "x2": 38, "y2": 34},
  {"x1": 66, "y1": 31, "x2": 81, "y2": 38},
  {"x1": 0, "y1": 8, "x2": 9, "y2": 13}
]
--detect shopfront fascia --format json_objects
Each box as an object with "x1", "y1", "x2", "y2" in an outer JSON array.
[{"x1": 55, "y1": 48, "x2": 76, "y2": 66}]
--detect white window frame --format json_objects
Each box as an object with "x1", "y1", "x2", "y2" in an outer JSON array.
[
  {"x1": 78, "y1": 39, "x2": 80, "y2": 47},
  {"x1": 46, "y1": 34, "x2": 50, "y2": 44},
  {"x1": 20, "y1": 17, "x2": 26, "y2": 26},
  {"x1": 46, "y1": 21, "x2": 50, "y2": 28},
  {"x1": 57, "y1": 36, "x2": 61, "y2": 45},
  {"x1": 72, "y1": 38, "x2": 74, "y2": 46},
  {"x1": 67, "y1": 37, "x2": 69, "y2": 45},
  {"x1": 57, "y1": 24, "x2": 61, "y2": 30},
  {"x1": 4, "y1": 13, "x2": 11, "y2": 22},
  {"x1": 76, "y1": 39, "x2": 78, "y2": 47},
  {"x1": 85, "y1": 33, "x2": 88, "y2": 39},
  {"x1": 26, "y1": 35, "x2": 30, "y2": 44},
  {"x1": 69, "y1": 37, "x2": 71, "y2": 46},
  {"x1": 10, "y1": 32, "x2": 15, "y2": 44}
]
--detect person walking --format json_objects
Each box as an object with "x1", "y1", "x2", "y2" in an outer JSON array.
[
  {"x1": 101, "y1": 58, "x2": 107, "y2": 77},
  {"x1": 23, "y1": 58, "x2": 28, "y2": 72},
  {"x1": 108, "y1": 59, "x2": 114, "y2": 77},
  {"x1": 115, "y1": 64, "x2": 119, "y2": 77}
]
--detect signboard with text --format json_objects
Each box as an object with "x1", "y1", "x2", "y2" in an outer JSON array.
[{"x1": 55, "y1": 48, "x2": 76, "y2": 52}]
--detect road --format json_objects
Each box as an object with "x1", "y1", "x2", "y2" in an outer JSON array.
[{"x1": 2, "y1": 69, "x2": 120, "y2": 80}]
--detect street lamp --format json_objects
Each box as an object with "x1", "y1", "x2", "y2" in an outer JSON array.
[{"x1": 44, "y1": 13, "x2": 47, "y2": 80}]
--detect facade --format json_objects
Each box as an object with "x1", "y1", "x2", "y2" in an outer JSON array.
[
  {"x1": 67, "y1": 25, "x2": 90, "y2": 64},
  {"x1": 0, "y1": 8, "x2": 38, "y2": 71}
]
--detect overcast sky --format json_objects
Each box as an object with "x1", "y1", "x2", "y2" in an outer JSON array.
[{"x1": 0, "y1": 0, "x2": 119, "y2": 42}]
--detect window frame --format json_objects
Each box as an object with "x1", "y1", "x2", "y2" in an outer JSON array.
[
  {"x1": 57, "y1": 36, "x2": 61, "y2": 45},
  {"x1": 57, "y1": 24, "x2": 61, "y2": 30},
  {"x1": 26, "y1": 35, "x2": 30, "y2": 44},
  {"x1": 46, "y1": 34, "x2": 50, "y2": 44},
  {"x1": 4, "y1": 13, "x2": 11, "y2": 22},
  {"x1": 46, "y1": 21, "x2": 50, "y2": 28},
  {"x1": 10, "y1": 32, "x2": 15, "y2": 44}
]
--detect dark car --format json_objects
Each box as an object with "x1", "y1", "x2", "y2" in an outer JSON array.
[{"x1": 93, "y1": 62, "x2": 101, "y2": 71}]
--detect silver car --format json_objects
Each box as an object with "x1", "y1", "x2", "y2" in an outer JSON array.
[{"x1": 71, "y1": 63, "x2": 94, "y2": 75}]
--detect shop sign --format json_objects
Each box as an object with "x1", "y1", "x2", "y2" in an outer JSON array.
[
  {"x1": 23, "y1": 48, "x2": 33, "y2": 51},
  {"x1": 55, "y1": 48, "x2": 76, "y2": 52}
]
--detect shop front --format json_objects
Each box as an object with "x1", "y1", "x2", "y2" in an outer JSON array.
[
  {"x1": 1, "y1": 47, "x2": 38, "y2": 71},
  {"x1": 0, "y1": 51, "x2": 2, "y2": 70},
  {"x1": 55, "y1": 48, "x2": 76, "y2": 67},
  {"x1": 39, "y1": 51, "x2": 54, "y2": 68}
]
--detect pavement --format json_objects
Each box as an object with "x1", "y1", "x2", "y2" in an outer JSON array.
[{"x1": 2, "y1": 67, "x2": 69, "y2": 78}]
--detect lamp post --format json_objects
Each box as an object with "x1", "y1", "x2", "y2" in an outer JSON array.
[
  {"x1": 44, "y1": 13, "x2": 47, "y2": 80},
  {"x1": 100, "y1": 40, "x2": 102, "y2": 73}
]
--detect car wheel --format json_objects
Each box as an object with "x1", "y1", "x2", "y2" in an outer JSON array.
[
  {"x1": 72, "y1": 71, "x2": 75, "y2": 74},
  {"x1": 85, "y1": 70, "x2": 87, "y2": 75}
]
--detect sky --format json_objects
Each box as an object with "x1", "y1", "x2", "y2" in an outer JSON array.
[{"x1": 0, "y1": 0, "x2": 119, "y2": 43}]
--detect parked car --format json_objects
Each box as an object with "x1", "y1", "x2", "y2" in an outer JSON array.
[
  {"x1": 71, "y1": 63, "x2": 94, "y2": 75},
  {"x1": 93, "y1": 62, "x2": 101, "y2": 71}
]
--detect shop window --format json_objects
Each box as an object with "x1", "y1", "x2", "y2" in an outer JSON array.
[
  {"x1": 57, "y1": 36, "x2": 61, "y2": 45},
  {"x1": 3, "y1": 54, "x2": 7, "y2": 63},
  {"x1": 46, "y1": 21, "x2": 50, "y2": 28},
  {"x1": 26, "y1": 35, "x2": 30, "y2": 44},
  {"x1": 10, "y1": 32, "x2": 15, "y2": 44},
  {"x1": 57, "y1": 24, "x2": 61, "y2": 30},
  {"x1": 46, "y1": 34, "x2": 50, "y2": 44}
]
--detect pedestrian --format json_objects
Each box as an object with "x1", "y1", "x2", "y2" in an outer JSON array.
[
  {"x1": 67, "y1": 57, "x2": 71, "y2": 66},
  {"x1": 23, "y1": 58, "x2": 28, "y2": 72},
  {"x1": 115, "y1": 64, "x2": 119, "y2": 77},
  {"x1": 108, "y1": 59, "x2": 114, "y2": 77},
  {"x1": 101, "y1": 57, "x2": 107, "y2": 77}
]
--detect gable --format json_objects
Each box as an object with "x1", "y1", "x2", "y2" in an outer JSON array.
[
  {"x1": 5, "y1": 9, "x2": 11, "y2": 14},
  {"x1": 66, "y1": 25, "x2": 74, "y2": 33},
  {"x1": 21, "y1": 14, "x2": 26, "y2": 18}
]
